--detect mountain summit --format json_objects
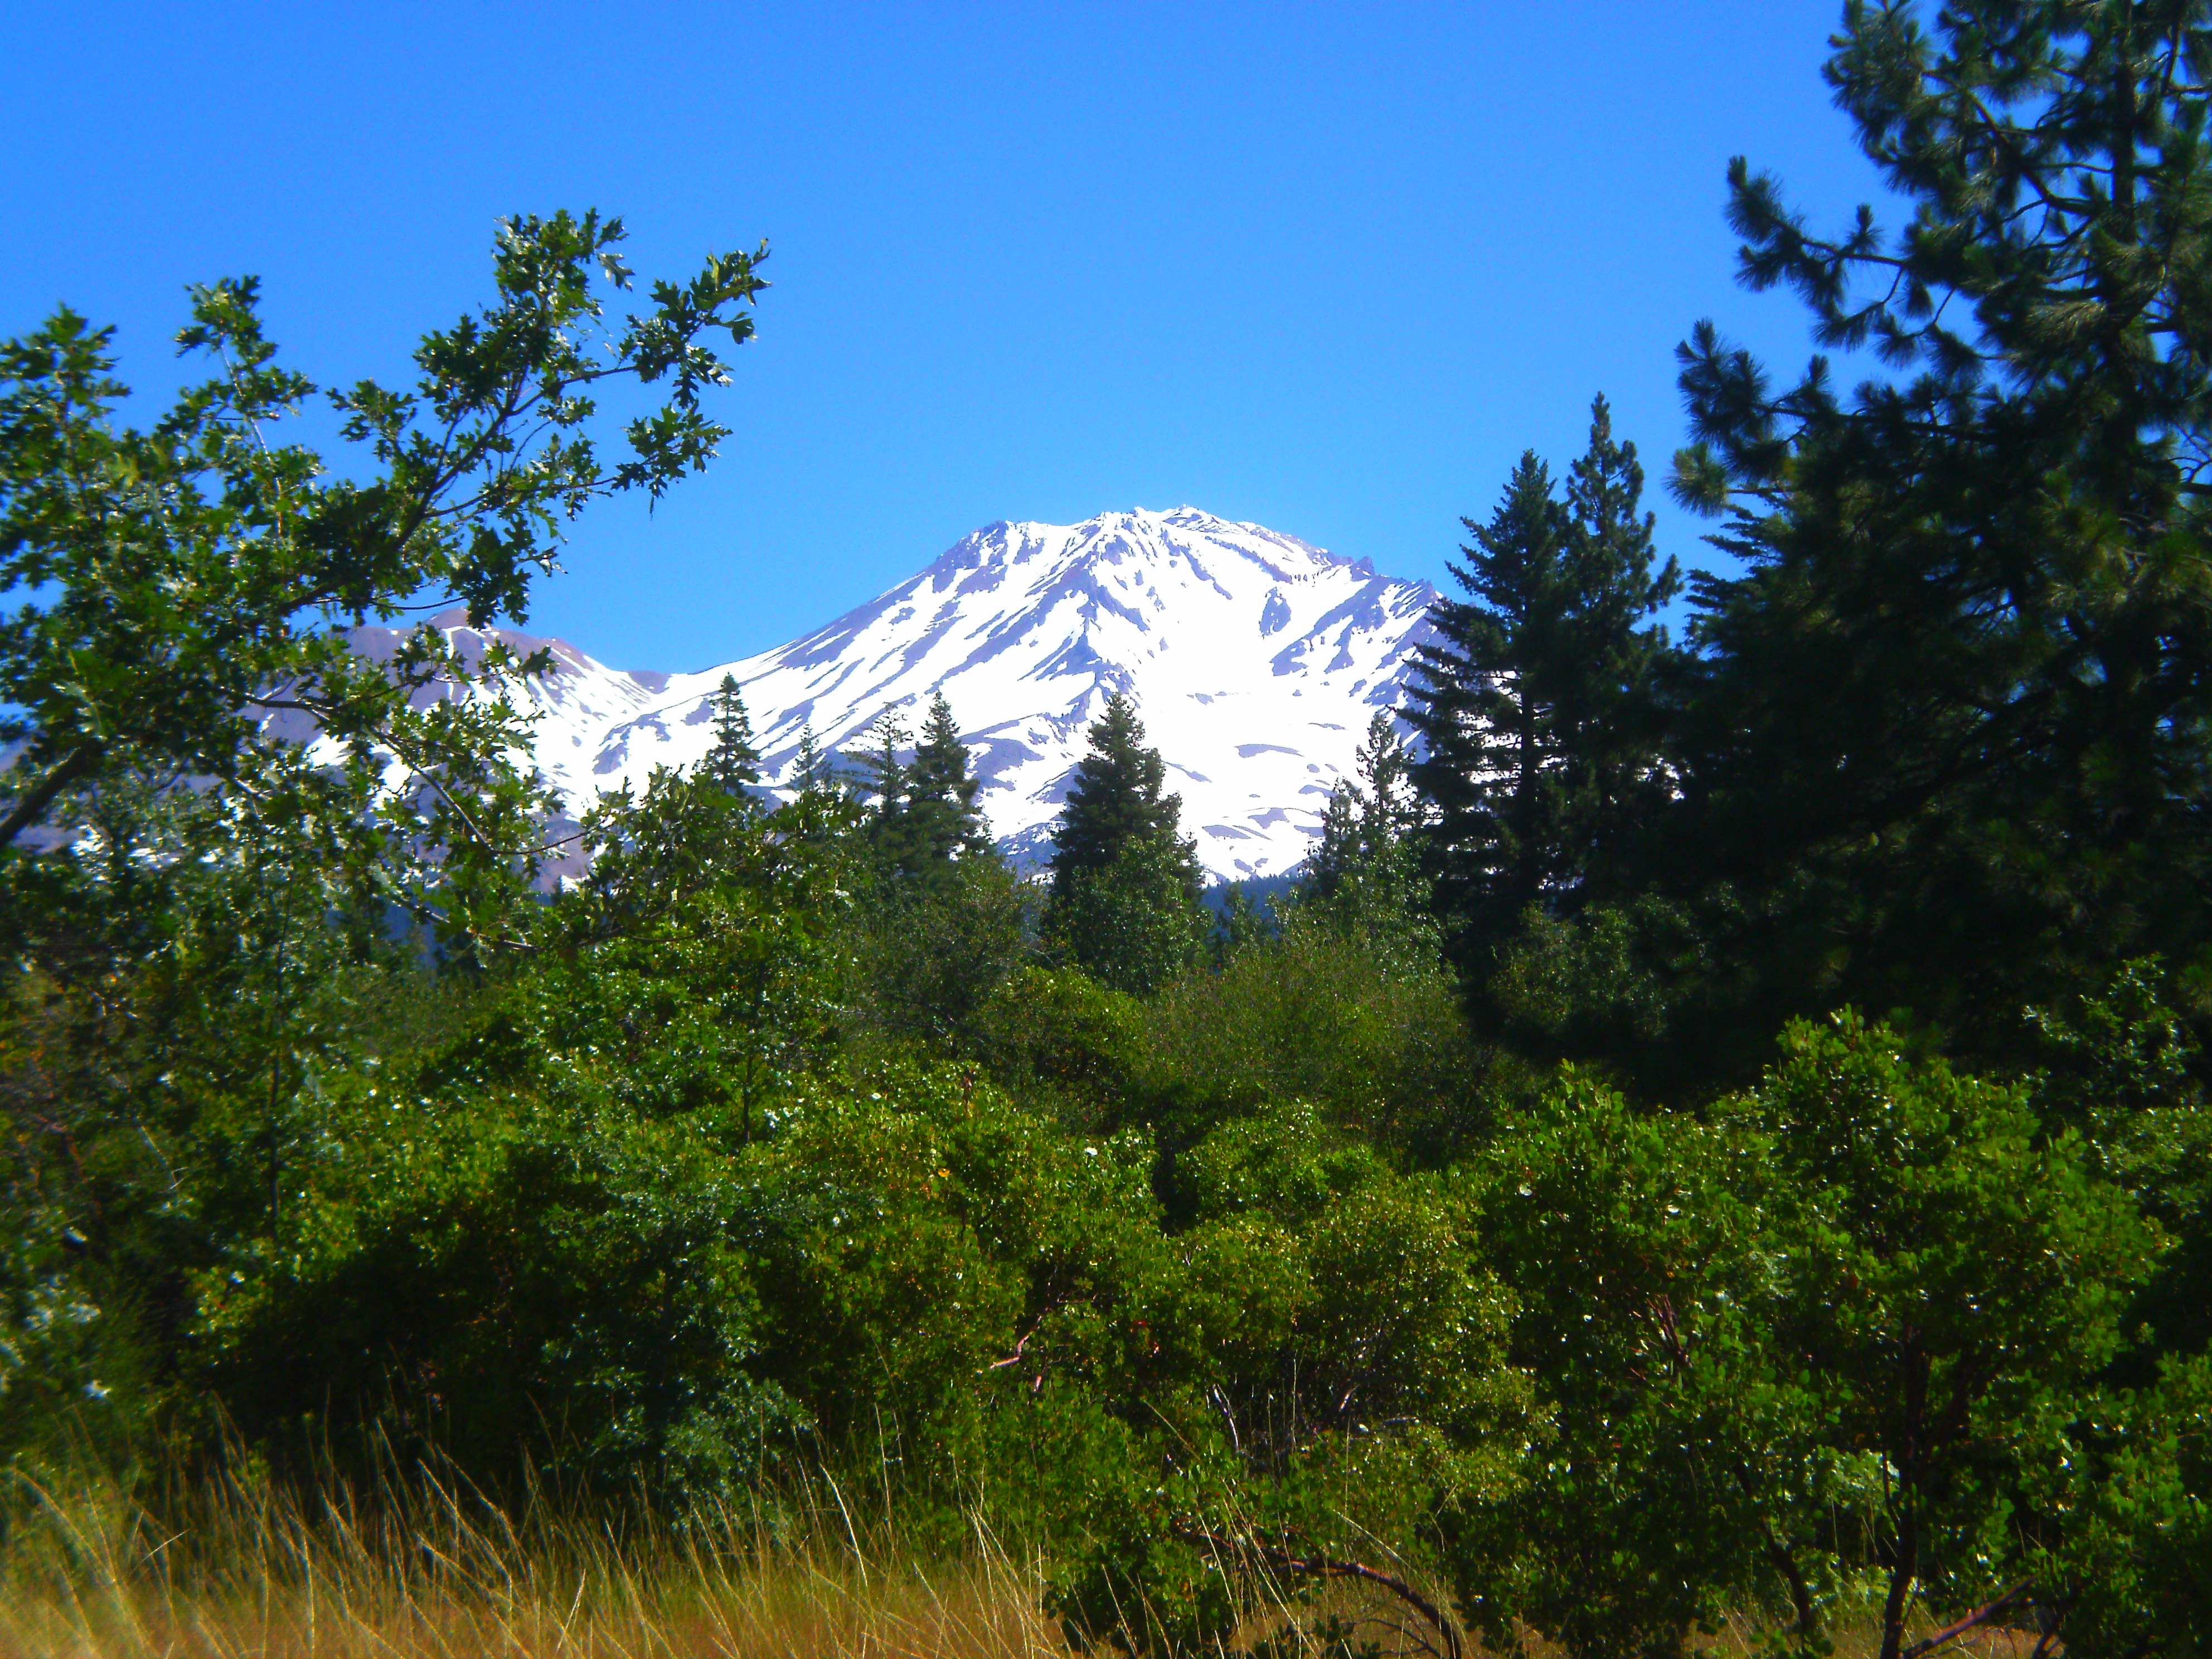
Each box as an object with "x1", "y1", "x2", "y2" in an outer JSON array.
[
  {"x1": 294, "y1": 509, "x2": 1440, "y2": 880},
  {"x1": 586, "y1": 507, "x2": 1437, "y2": 877}
]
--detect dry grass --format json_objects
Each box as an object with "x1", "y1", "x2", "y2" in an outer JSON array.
[
  {"x1": 0, "y1": 1454, "x2": 1068, "y2": 1659},
  {"x1": 0, "y1": 1453, "x2": 2061, "y2": 1659}
]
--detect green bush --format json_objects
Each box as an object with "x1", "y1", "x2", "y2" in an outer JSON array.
[
  {"x1": 1138, "y1": 906, "x2": 1511, "y2": 1162},
  {"x1": 195, "y1": 1086, "x2": 802, "y2": 1501},
  {"x1": 1457, "y1": 1012, "x2": 2203, "y2": 1659},
  {"x1": 974, "y1": 965, "x2": 1146, "y2": 1127}
]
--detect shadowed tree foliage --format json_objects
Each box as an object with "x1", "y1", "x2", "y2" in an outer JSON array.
[
  {"x1": 1045, "y1": 693, "x2": 1207, "y2": 995},
  {"x1": 1405, "y1": 396, "x2": 1680, "y2": 1003},
  {"x1": 1646, "y1": 0, "x2": 2212, "y2": 1069}
]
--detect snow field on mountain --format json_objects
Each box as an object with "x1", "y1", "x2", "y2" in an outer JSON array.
[
  {"x1": 589, "y1": 507, "x2": 1438, "y2": 878},
  {"x1": 293, "y1": 508, "x2": 1441, "y2": 882}
]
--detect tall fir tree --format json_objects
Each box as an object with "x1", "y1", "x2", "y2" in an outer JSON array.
[
  {"x1": 903, "y1": 692, "x2": 991, "y2": 869},
  {"x1": 1559, "y1": 396, "x2": 1681, "y2": 850},
  {"x1": 699, "y1": 673, "x2": 763, "y2": 799},
  {"x1": 788, "y1": 722, "x2": 835, "y2": 798},
  {"x1": 1405, "y1": 398, "x2": 1679, "y2": 973},
  {"x1": 1049, "y1": 693, "x2": 1188, "y2": 888},
  {"x1": 845, "y1": 704, "x2": 918, "y2": 881},
  {"x1": 845, "y1": 692, "x2": 1022, "y2": 1052},
  {"x1": 1304, "y1": 711, "x2": 1435, "y2": 965},
  {"x1": 853, "y1": 694, "x2": 994, "y2": 884},
  {"x1": 1309, "y1": 715, "x2": 1420, "y2": 894},
  {"x1": 1046, "y1": 692, "x2": 1208, "y2": 993},
  {"x1": 1406, "y1": 450, "x2": 1567, "y2": 953}
]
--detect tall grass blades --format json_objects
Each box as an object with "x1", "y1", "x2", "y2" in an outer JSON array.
[{"x1": 0, "y1": 1448, "x2": 1065, "y2": 1659}]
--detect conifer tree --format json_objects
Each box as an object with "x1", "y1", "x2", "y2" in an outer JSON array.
[
  {"x1": 846, "y1": 692, "x2": 1022, "y2": 1051},
  {"x1": 1406, "y1": 452, "x2": 1565, "y2": 952},
  {"x1": 856, "y1": 705, "x2": 911, "y2": 864},
  {"x1": 788, "y1": 722, "x2": 834, "y2": 798},
  {"x1": 1307, "y1": 712, "x2": 1427, "y2": 942},
  {"x1": 1209, "y1": 883, "x2": 1271, "y2": 965},
  {"x1": 1049, "y1": 694, "x2": 1187, "y2": 886},
  {"x1": 699, "y1": 673, "x2": 763, "y2": 798},
  {"x1": 1560, "y1": 396, "x2": 1681, "y2": 843},
  {"x1": 1405, "y1": 398, "x2": 1678, "y2": 968},
  {"x1": 1656, "y1": 0, "x2": 2212, "y2": 1056},
  {"x1": 1046, "y1": 692, "x2": 1207, "y2": 993},
  {"x1": 903, "y1": 691, "x2": 991, "y2": 869}
]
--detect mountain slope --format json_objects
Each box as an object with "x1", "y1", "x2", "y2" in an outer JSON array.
[
  {"x1": 586, "y1": 507, "x2": 1437, "y2": 878},
  {"x1": 255, "y1": 612, "x2": 672, "y2": 826}
]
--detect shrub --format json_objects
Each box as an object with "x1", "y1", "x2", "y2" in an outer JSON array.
[{"x1": 1458, "y1": 1013, "x2": 2199, "y2": 1659}]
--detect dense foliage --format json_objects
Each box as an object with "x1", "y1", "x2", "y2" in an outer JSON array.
[{"x1": 3, "y1": 5, "x2": 2210, "y2": 1658}]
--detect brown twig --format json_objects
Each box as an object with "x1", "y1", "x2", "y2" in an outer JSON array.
[
  {"x1": 0, "y1": 741, "x2": 105, "y2": 848},
  {"x1": 2025, "y1": 1591, "x2": 2075, "y2": 1659},
  {"x1": 1175, "y1": 1527, "x2": 1463, "y2": 1659},
  {"x1": 1900, "y1": 1579, "x2": 2036, "y2": 1659}
]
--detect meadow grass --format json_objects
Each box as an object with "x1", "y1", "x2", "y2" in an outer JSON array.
[
  {"x1": 0, "y1": 1449, "x2": 2059, "y2": 1659},
  {"x1": 0, "y1": 1448, "x2": 1068, "y2": 1659}
]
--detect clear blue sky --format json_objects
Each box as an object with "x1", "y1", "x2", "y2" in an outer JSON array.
[{"x1": 6, "y1": 1, "x2": 1889, "y2": 673}]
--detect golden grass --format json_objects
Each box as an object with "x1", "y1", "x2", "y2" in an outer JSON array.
[
  {"x1": 0, "y1": 1452, "x2": 2059, "y2": 1659},
  {"x1": 0, "y1": 1454, "x2": 1068, "y2": 1659}
]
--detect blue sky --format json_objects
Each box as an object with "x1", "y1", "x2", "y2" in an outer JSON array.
[{"x1": 6, "y1": 1, "x2": 1889, "y2": 673}]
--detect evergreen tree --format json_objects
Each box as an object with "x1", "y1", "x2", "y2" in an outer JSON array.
[
  {"x1": 1209, "y1": 883, "x2": 1272, "y2": 966},
  {"x1": 1559, "y1": 396, "x2": 1681, "y2": 847},
  {"x1": 903, "y1": 691, "x2": 991, "y2": 870},
  {"x1": 1656, "y1": 0, "x2": 2212, "y2": 1062},
  {"x1": 843, "y1": 693, "x2": 1017, "y2": 1051},
  {"x1": 1405, "y1": 398, "x2": 1678, "y2": 971},
  {"x1": 1406, "y1": 452, "x2": 1565, "y2": 952},
  {"x1": 1309, "y1": 711, "x2": 1420, "y2": 901},
  {"x1": 855, "y1": 705, "x2": 912, "y2": 870},
  {"x1": 788, "y1": 722, "x2": 835, "y2": 798},
  {"x1": 699, "y1": 673, "x2": 763, "y2": 798},
  {"x1": 1046, "y1": 693, "x2": 1208, "y2": 993},
  {"x1": 1049, "y1": 694, "x2": 1185, "y2": 887},
  {"x1": 852, "y1": 698, "x2": 993, "y2": 882},
  {"x1": 1304, "y1": 712, "x2": 1434, "y2": 964}
]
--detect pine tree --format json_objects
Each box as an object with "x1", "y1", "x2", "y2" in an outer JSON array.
[
  {"x1": 1209, "y1": 883, "x2": 1270, "y2": 966},
  {"x1": 1559, "y1": 396, "x2": 1680, "y2": 851},
  {"x1": 1657, "y1": 0, "x2": 2212, "y2": 1059},
  {"x1": 1406, "y1": 452, "x2": 1566, "y2": 953},
  {"x1": 699, "y1": 673, "x2": 763, "y2": 798},
  {"x1": 903, "y1": 692, "x2": 991, "y2": 869},
  {"x1": 856, "y1": 705, "x2": 910, "y2": 839},
  {"x1": 1405, "y1": 400, "x2": 1677, "y2": 970},
  {"x1": 788, "y1": 723, "x2": 834, "y2": 798},
  {"x1": 845, "y1": 693, "x2": 1018, "y2": 1050},
  {"x1": 1050, "y1": 694, "x2": 1183, "y2": 887},
  {"x1": 1309, "y1": 714, "x2": 1420, "y2": 899},
  {"x1": 1046, "y1": 692, "x2": 1207, "y2": 993}
]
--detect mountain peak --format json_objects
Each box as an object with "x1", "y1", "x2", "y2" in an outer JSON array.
[
  {"x1": 313, "y1": 511, "x2": 1438, "y2": 881},
  {"x1": 579, "y1": 509, "x2": 1438, "y2": 879}
]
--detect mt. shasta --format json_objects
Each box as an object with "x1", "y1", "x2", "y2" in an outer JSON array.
[{"x1": 387, "y1": 507, "x2": 1440, "y2": 880}]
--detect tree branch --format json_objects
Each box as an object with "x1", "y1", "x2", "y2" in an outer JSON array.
[
  {"x1": 1176, "y1": 1527, "x2": 1463, "y2": 1659},
  {"x1": 0, "y1": 740, "x2": 105, "y2": 848},
  {"x1": 1899, "y1": 1579, "x2": 2035, "y2": 1659}
]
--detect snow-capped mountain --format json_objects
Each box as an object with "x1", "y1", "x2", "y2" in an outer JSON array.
[
  {"x1": 590, "y1": 508, "x2": 1437, "y2": 878},
  {"x1": 256, "y1": 613, "x2": 674, "y2": 820},
  {"x1": 331, "y1": 508, "x2": 1440, "y2": 880}
]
